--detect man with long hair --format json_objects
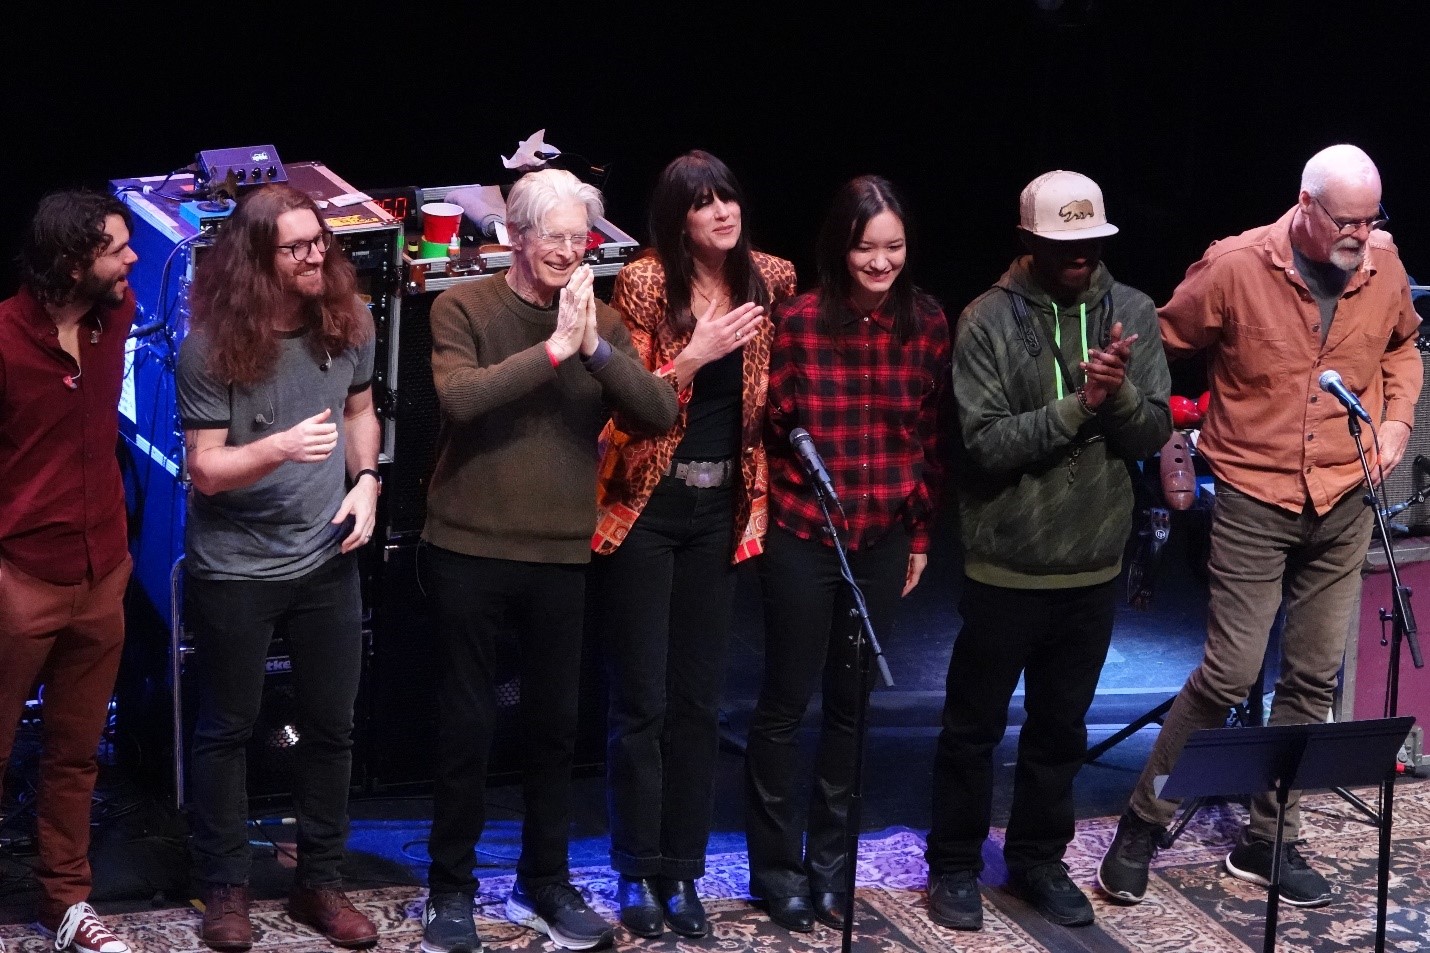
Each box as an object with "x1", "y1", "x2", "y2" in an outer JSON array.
[
  {"x1": 0, "y1": 190, "x2": 138, "y2": 953},
  {"x1": 178, "y1": 184, "x2": 380, "y2": 951}
]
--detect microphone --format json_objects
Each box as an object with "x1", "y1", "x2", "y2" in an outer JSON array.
[
  {"x1": 1318, "y1": 369, "x2": 1373, "y2": 424},
  {"x1": 789, "y1": 428, "x2": 840, "y2": 508}
]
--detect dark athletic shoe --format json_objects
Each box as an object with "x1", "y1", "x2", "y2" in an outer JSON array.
[
  {"x1": 1014, "y1": 862, "x2": 1094, "y2": 927},
  {"x1": 1224, "y1": 831, "x2": 1333, "y2": 907},
  {"x1": 1098, "y1": 809, "x2": 1163, "y2": 904},
  {"x1": 927, "y1": 869, "x2": 982, "y2": 931},
  {"x1": 506, "y1": 881, "x2": 614, "y2": 950},
  {"x1": 421, "y1": 893, "x2": 481, "y2": 953}
]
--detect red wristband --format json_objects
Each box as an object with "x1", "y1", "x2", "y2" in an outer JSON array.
[{"x1": 544, "y1": 342, "x2": 561, "y2": 368}]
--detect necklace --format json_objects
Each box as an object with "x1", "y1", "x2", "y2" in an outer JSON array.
[{"x1": 691, "y1": 281, "x2": 729, "y2": 313}]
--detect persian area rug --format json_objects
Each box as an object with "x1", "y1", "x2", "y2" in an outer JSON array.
[
  {"x1": 3, "y1": 781, "x2": 1426, "y2": 951},
  {"x1": 1069, "y1": 782, "x2": 1430, "y2": 952},
  {"x1": 0, "y1": 828, "x2": 1050, "y2": 952}
]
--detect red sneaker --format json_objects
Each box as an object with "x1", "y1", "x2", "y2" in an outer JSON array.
[{"x1": 40, "y1": 902, "x2": 130, "y2": 953}]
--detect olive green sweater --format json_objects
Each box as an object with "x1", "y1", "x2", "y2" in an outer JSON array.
[
  {"x1": 423, "y1": 274, "x2": 678, "y2": 563},
  {"x1": 951, "y1": 257, "x2": 1172, "y2": 588}
]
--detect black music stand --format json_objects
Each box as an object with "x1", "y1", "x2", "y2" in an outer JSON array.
[{"x1": 1156, "y1": 716, "x2": 1414, "y2": 953}]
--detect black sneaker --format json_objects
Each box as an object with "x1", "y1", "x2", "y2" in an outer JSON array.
[
  {"x1": 1014, "y1": 862, "x2": 1094, "y2": 927},
  {"x1": 927, "y1": 869, "x2": 982, "y2": 931},
  {"x1": 506, "y1": 881, "x2": 614, "y2": 950},
  {"x1": 1097, "y1": 809, "x2": 1164, "y2": 904},
  {"x1": 1224, "y1": 831, "x2": 1333, "y2": 907},
  {"x1": 421, "y1": 893, "x2": 481, "y2": 953}
]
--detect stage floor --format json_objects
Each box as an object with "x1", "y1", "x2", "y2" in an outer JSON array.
[{"x1": 6, "y1": 515, "x2": 1421, "y2": 951}]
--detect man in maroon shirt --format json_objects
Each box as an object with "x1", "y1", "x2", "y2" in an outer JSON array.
[{"x1": 0, "y1": 190, "x2": 138, "y2": 953}]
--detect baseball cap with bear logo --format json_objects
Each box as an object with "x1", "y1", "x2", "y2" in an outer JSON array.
[{"x1": 1019, "y1": 170, "x2": 1119, "y2": 240}]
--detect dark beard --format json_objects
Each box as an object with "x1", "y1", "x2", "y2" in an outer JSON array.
[{"x1": 71, "y1": 271, "x2": 125, "y2": 308}]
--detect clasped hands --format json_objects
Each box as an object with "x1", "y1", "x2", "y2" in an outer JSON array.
[
  {"x1": 547, "y1": 265, "x2": 602, "y2": 362},
  {"x1": 1079, "y1": 321, "x2": 1138, "y2": 411}
]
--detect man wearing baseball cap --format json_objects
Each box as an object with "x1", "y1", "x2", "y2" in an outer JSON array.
[
  {"x1": 1098, "y1": 145, "x2": 1420, "y2": 909},
  {"x1": 925, "y1": 171, "x2": 1171, "y2": 931}
]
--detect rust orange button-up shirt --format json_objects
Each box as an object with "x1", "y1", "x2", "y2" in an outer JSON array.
[{"x1": 1160, "y1": 207, "x2": 1422, "y2": 516}]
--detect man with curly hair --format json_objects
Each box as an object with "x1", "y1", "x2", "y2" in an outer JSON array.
[{"x1": 0, "y1": 190, "x2": 139, "y2": 953}]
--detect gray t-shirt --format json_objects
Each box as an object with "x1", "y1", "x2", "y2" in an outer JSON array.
[
  {"x1": 177, "y1": 324, "x2": 376, "y2": 580},
  {"x1": 1292, "y1": 245, "x2": 1350, "y2": 343}
]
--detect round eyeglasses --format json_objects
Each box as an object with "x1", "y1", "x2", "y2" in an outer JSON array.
[{"x1": 275, "y1": 230, "x2": 334, "y2": 261}]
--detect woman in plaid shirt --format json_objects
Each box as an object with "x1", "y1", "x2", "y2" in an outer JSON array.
[{"x1": 745, "y1": 175, "x2": 950, "y2": 932}]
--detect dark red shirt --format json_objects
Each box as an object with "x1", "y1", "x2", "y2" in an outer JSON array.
[
  {"x1": 766, "y1": 290, "x2": 951, "y2": 553},
  {"x1": 0, "y1": 286, "x2": 133, "y2": 584}
]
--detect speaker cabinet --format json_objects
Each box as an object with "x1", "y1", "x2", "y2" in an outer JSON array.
[
  {"x1": 362, "y1": 542, "x2": 607, "y2": 790},
  {"x1": 1342, "y1": 539, "x2": 1430, "y2": 755},
  {"x1": 1376, "y1": 348, "x2": 1430, "y2": 533},
  {"x1": 175, "y1": 622, "x2": 372, "y2": 811}
]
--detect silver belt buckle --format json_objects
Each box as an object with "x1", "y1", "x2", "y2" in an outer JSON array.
[
  {"x1": 689, "y1": 461, "x2": 718, "y2": 488},
  {"x1": 672, "y1": 460, "x2": 725, "y2": 487}
]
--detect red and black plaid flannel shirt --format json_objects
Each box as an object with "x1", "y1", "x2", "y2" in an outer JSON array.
[{"x1": 766, "y1": 290, "x2": 951, "y2": 553}]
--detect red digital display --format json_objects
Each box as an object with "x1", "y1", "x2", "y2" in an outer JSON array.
[
  {"x1": 375, "y1": 194, "x2": 409, "y2": 221},
  {"x1": 366, "y1": 187, "x2": 421, "y2": 228}
]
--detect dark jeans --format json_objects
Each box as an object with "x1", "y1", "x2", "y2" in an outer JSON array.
[
  {"x1": 925, "y1": 577, "x2": 1116, "y2": 875},
  {"x1": 422, "y1": 544, "x2": 586, "y2": 898},
  {"x1": 594, "y1": 478, "x2": 735, "y2": 880},
  {"x1": 745, "y1": 524, "x2": 909, "y2": 899},
  {"x1": 186, "y1": 553, "x2": 363, "y2": 887}
]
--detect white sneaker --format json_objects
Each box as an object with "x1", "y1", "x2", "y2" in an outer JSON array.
[{"x1": 41, "y1": 902, "x2": 129, "y2": 953}]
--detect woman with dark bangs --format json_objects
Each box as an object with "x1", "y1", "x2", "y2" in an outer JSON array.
[
  {"x1": 744, "y1": 175, "x2": 950, "y2": 933},
  {"x1": 592, "y1": 150, "x2": 795, "y2": 939}
]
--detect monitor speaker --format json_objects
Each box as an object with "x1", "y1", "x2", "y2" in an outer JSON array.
[
  {"x1": 1376, "y1": 347, "x2": 1430, "y2": 534},
  {"x1": 362, "y1": 542, "x2": 607, "y2": 790}
]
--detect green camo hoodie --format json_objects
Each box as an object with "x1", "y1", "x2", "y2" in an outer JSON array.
[{"x1": 951, "y1": 256, "x2": 1172, "y2": 588}]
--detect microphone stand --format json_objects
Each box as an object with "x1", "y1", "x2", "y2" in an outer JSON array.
[
  {"x1": 1345, "y1": 411, "x2": 1424, "y2": 953},
  {"x1": 806, "y1": 482, "x2": 893, "y2": 953}
]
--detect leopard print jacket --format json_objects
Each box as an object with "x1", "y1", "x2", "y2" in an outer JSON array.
[{"x1": 593, "y1": 250, "x2": 797, "y2": 562}]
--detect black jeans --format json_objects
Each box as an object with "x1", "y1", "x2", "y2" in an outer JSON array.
[
  {"x1": 925, "y1": 577, "x2": 1116, "y2": 875},
  {"x1": 744, "y1": 524, "x2": 909, "y2": 899},
  {"x1": 186, "y1": 553, "x2": 363, "y2": 887},
  {"x1": 422, "y1": 544, "x2": 586, "y2": 898},
  {"x1": 594, "y1": 478, "x2": 735, "y2": 880}
]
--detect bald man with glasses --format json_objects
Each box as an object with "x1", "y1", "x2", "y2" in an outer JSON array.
[{"x1": 1098, "y1": 144, "x2": 1421, "y2": 909}]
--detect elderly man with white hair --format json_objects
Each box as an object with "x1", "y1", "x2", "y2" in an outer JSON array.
[
  {"x1": 419, "y1": 168, "x2": 678, "y2": 953},
  {"x1": 1098, "y1": 144, "x2": 1421, "y2": 908}
]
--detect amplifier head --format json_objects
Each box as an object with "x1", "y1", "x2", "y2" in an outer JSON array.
[{"x1": 197, "y1": 145, "x2": 289, "y2": 192}]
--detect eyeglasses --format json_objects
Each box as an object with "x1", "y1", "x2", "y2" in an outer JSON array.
[
  {"x1": 530, "y1": 230, "x2": 591, "y2": 251},
  {"x1": 1312, "y1": 196, "x2": 1388, "y2": 236},
  {"x1": 275, "y1": 230, "x2": 334, "y2": 261}
]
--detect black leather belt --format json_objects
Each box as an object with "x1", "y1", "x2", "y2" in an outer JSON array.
[{"x1": 663, "y1": 459, "x2": 733, "y2": 488}]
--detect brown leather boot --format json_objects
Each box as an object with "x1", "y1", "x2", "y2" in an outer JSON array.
[
  {"x1": 287, "y1": 885, "x2": 378, "y2": 948},
  {"x1": 199, "y1": 883, "x2": 252, "y2": 951}
]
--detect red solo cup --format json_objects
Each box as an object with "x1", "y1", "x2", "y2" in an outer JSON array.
[{"x1": 421, "y1": 202, "x2": 463, "y2": 244}]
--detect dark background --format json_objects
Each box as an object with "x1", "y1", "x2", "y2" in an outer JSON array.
[{"x1": 4, "y1": 0, "x2": 1428, "y2": 319}]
